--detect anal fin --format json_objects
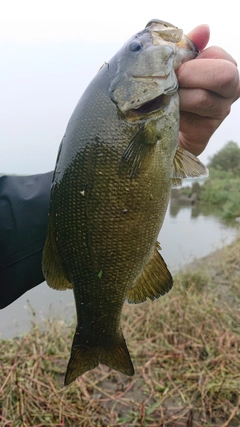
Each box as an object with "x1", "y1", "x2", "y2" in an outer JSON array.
[{"x1": 127, "y1": 242, "x2": 173, "y2": 304}]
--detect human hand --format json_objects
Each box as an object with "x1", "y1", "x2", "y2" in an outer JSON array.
[{"x1": 177, "y1": 25, "x2": 240, "y2": 156}]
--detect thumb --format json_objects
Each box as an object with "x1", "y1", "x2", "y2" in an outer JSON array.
[{"x1": 187, "y1": 24, "x2": 210, "y2": 51}]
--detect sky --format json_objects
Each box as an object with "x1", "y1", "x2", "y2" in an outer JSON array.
[{"x1": 0, "y1": 0, "x2": 239, "y2": 175}]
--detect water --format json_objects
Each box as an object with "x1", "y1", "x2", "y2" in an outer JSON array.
[
  {"x1": 161, "y1": 203, "x2": 237, "y2": 273},
  {"x1": 0, "y1": 203, "x2": 238, "y2": 339}
]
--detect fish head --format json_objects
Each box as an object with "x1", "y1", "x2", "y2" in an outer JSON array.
[{"x1": 110, "y1": 19, "x2": 198, "y2": 115}]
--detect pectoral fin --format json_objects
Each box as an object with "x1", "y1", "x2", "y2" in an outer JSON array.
[
  {"x1": 127, "y1": 242, "x2": 173, "y2": 304},
  {"x1": 172, "y1": 147, "x2": 208, "y2": 187},
  {"x1": 42, "y1": 232, "x2": 72, "y2": 290},
  {"x1": 118, "y1": 124, "x2": 155, "y2": 178}
]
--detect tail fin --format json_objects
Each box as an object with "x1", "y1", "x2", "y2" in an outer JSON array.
[{"x1": 64, "y1": 331, "x2": 134, "y2": 386}]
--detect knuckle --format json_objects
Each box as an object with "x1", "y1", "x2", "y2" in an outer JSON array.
[
  {"x1": 200, "y1": 46, "x2": 238, "y2": 66},
  {"x1": 213, "y1": 100, "x2": 231, "y2": 121},
  {"x1": 197, "y1": 89, "x2": 231, "y2": 120},
  {"x1": 196, "y1": 89, "x2": 214, "y2": 109},
  {"x1": 217, "y1": 61, "x2": 239, "y2": 97}
]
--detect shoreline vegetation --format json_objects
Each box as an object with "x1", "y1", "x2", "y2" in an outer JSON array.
[
  {"x1": 172, "y1": 141, "x2": 240, "y2": 222},
  {"x1": 1, "y1": 141, "x2": 239, "y2": 426},
  {"x1": 1, "y1": 235, "x2": 239, "y2": 426}
]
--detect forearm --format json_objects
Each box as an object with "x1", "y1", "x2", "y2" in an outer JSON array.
[{"x1": 0, "y1": 172, "x2": 52, "y2": 308}]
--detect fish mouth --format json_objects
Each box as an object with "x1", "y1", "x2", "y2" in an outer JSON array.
[
  {"x1": 125, "y1": 73, "x2": 178, "y2": 119},
  {"x1": 126, "y1": 93, "x2": 170, "y2": 119}
]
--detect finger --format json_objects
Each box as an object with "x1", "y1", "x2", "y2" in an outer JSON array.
[
  {"x1": 177, "y1": 58, "x2": 239, "y2": 99},
  {"x1": 197, "y1": 46, "x2": 238, "y2": 65},
  {"x1": 179, "y1": 113, "x2": 218, "y2": 156},
  {"x1": 179, "y1": 87, "x2": 232, "y2": 120},
  {"x1": 235, "y1": 79, "x2": 240, "y2": 102},
  {"x1": 187, "y1": 25, "x2": 210, "y2": 52}
]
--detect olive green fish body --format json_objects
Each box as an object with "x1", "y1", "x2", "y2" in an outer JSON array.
[{"x1": 43, "y1": 20, "x2": 208, "y2": 385}]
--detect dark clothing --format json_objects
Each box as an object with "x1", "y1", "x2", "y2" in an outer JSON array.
[{"x1": 0, "y1": 172, "x2": 52, "y2": 308}]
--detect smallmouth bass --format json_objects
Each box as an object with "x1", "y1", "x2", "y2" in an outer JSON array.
[{"x1": 42, "y1": 19, "x2": 208, "y2": 385}]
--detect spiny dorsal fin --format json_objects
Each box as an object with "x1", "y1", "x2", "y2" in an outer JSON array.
[
  {"x1": 127, "y1": 242, "x2": 173, "y2": 304},
  {"x1": 172, "y1": 147, "x2": 208, "y2": 187}
]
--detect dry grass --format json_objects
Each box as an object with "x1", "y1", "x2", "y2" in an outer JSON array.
[{"x1": 1, "y1": 237, "x2": 240, "y2": 427}]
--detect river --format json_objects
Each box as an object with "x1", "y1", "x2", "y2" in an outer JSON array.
[{"x1": 0, "y1": 201, "x2": 238, "y2": 339}]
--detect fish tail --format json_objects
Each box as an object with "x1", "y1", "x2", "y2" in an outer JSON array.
[
  {"x1": 64, "y1": 331, "x2": 134, "y2": 386},
  {"x1": 100, "y1": 332, "x2": 135, "y2": 377}
]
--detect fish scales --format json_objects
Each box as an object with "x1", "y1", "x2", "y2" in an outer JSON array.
[
  {"x1": 51, "y1": 83, "x2": 172, "y2": 333},
  {"x1": 42, "y1": 19, "x2": 208, "y2": 385}
]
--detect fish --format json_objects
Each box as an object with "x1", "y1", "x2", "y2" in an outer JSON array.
[{"x1": 42, "y1": 19, "x2": 208, "y2": 386}]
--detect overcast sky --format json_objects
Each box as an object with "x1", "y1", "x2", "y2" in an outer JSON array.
[{"x1": 1, "y1": 0, "x2": 239, "y2": 175}]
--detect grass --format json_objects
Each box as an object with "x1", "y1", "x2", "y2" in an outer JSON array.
[{"x1": 1, "y1": 237, "x2": 240, "y2": 426}]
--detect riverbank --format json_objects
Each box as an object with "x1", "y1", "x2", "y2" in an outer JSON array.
[{"x1": 1, "y1": 236, "x2": 240, "y2": 426}]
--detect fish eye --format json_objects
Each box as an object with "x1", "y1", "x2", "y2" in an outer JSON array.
[{"x1": 128, "y1": 40, "x2": 143, "y2": 52}]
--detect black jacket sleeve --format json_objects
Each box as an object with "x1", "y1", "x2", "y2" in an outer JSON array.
[{"x1": 0, "y1": 172, "x2": 53, "y2": 308}]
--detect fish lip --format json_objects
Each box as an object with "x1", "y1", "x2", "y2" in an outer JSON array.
[
  {"x1": 132, "y1": 74, "x2": 168, "y2": 80},
  {"x1": 145, "y1": 19, "x2": 199, "y2": 61},
  {"x1": 145, "y1": 19, "x2": 177, "y2": 29},
  {"x1": 189, "y1": 38, "x2": 199, "y2": 56}
]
